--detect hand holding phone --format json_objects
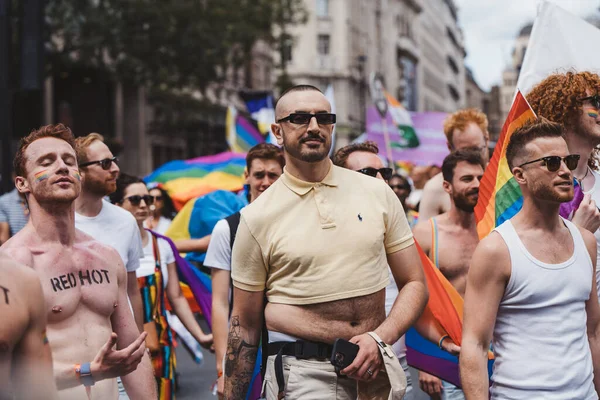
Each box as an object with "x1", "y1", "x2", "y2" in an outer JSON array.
[{"x1": 330, "y1": 338, "x2": 360, "y2": 369}]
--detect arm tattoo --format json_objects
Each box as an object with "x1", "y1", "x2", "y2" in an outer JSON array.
[{"x1": 224, "y1": 316, "x2": 259, "y2": 400}]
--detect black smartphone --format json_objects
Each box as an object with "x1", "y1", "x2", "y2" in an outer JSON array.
[{"x1": 330, "y1": 338, "x2": 360, "y2": 369}]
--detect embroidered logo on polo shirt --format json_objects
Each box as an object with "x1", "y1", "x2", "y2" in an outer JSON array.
[{"x1": 358, "y1": 213, "x2": 363, "y2": 221}]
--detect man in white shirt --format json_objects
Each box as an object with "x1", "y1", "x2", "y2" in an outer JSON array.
[
  {"x1": 205, "y1": 143, "x2": 285, "y2": 399},
  {"x1": 73, "y1": 133, "x2": 144, "y2": 332}
]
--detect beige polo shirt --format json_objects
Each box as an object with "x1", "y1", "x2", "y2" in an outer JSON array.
[{"x1": 231, "y1": 162, "x2": 414, "y2": 305}]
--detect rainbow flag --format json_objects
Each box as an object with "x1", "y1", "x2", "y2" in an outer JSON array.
[
  {"x1": 165, "y1": 190, "x2": 247, "y2": 264},
  {"x1": 406, "y1": 242, "x2": 494, "y2": 387},
  {"x1": 475, "y1": 91, "x2": 537, "y2": 239},
  {"x1": 145, "y1": 152, "x2": 247, "y2": 210},
  {"x1": 227, "y1": 106, "x2": 267, "y2": 152}
]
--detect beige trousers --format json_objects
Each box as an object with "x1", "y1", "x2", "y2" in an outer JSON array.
[{"x1": 262, "y1": 355, "x2": 403, "y2": 400}]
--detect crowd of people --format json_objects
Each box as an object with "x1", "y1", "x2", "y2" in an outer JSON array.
[{"x1": 1, "y1": 71, "x2": 600, "y2": 400}]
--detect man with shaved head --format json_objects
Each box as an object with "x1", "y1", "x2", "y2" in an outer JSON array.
[{"x1": 224, "y1": 85, "x2": 428, "y2": 399}]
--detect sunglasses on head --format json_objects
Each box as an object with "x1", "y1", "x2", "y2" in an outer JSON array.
[
  {"x1": 518, "y1": 154, "x2": 580, "y2": 172},
  {"x1": 79, "y1": 157, "x2": 118, "y2": 170},
  {"x1": 277, "y1": 112, "x2": 336, "y2": 125},
  {"x1": 578, "y1": 94, "x2": 600, "y2": 109},
  {"x1": 124, "y1": 195, "x2": 154, "y2": 206},
  {"x1": 356, "y1": 167, "x2": 393, "y2": 181}
]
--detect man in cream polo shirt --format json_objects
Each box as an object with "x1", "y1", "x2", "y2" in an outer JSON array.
[{"x1": 223, "y1": 84, "x2": 429, "y2": 400}]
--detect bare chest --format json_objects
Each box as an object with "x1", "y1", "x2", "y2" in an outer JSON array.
[
  {"x1": 435, "y1": 229, "x2": 479, "y2": 281},
  {"x1": 30, "y1": 249, "x2": 119, "y2": 323}
]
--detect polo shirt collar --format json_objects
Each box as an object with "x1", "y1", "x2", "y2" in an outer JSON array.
[{"x1": 282, "y1": 160, "x2": 338, "y2": 195}]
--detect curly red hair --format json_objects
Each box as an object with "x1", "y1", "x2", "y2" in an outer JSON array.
[{"x1": 526, "y1": 71, "x2": 600, "y2": 168}]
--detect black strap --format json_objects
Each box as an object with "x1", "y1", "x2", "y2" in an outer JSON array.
[
  {"x1": 224, "y1": 212, "x2": 241, "y2": 316},
  {"x1": 225, "y1": 211, "x2": 241, "y2": 251},
  {"x1": 269, "y1": 340, "x2": 333, "y2": 398}
]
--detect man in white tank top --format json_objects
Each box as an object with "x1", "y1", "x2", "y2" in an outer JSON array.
[{"x1": 461, "y1": 118, "x2": 600, "y2": 399}]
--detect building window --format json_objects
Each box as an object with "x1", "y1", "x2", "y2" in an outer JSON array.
[
  {"x1": 398, "y1": 51, "x2": 418, "y2": 111},
  {"x1": 318, "y1": 34, "x2": 330, "y2": 55},
  {"x1": 282, "y1": 37, "x2": 293, "y2": 63},
  {"x1": 316, "y1": 0, "x2": 329, "y2": 17}
]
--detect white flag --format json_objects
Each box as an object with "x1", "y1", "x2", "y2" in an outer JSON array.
[
  {"x1": 517, "y1": 1, "x2": 600, "y2": 96},
  {"x1": 325, "y1": 84, "x2": 337, "y2": 156}
]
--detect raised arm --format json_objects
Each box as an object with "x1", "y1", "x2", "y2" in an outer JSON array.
[
  {"x1": 460, "y1": 233, "x2": 509, "y2": 399},
  {"x1": 580, "y1": 227, "x2": 600, "y2": 394},
  {"x1": 418, "y1": 174, "x2": 448, "y2": 222},
  {"x1": 175, "y1": 234, "x2": 211, "y2": 253},
  {"x1": 12, "y1": 268, "x2": 58, "y2": 400},
  {"x1": 166, "y1": 260, "x2": 213, "y2": 348}
]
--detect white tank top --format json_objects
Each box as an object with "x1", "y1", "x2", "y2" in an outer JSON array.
[{"x1": 491, "y1": 218, "x2": 597, "y2": 400}]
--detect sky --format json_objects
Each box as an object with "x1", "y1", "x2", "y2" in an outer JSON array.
[{"x1": 455, "y1": 0, "x2": 599, "y2": 90}]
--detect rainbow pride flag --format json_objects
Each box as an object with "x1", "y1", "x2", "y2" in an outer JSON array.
[
  {"x1": 475, "y1": 91, "x2": 537, "y2": 239},
  {"x1": 145, "y1": 152, "x2": 247, "y2": 210},
  {"x1": 227, "y1": 106, "x2": 267, "y2": 152},
  {"x1": 406, "y1": 242, "x2": 494, "y2": 387}
]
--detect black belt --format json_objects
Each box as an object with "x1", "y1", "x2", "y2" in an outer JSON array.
[{"x1": 268, "y1": 340, "x2": 333, "y2": 399}]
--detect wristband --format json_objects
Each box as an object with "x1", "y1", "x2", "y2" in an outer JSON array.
[
  {"x1": 438, "y1": 335, "x2": 449, "y2": 350},
  {"x1": 217, "y1": 370, "x2": 223, "y2": 378},
  {"x1": 76, "y1": 362, "x2": 95, "y2": 387}
]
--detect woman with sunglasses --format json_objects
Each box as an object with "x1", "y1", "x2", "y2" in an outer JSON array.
[
  {"x1": 145, "y1": 184, "x2": 176, "y2": 235},
  {"x1": 110, "y1": 173, "x2": 213, "y2": 400}
]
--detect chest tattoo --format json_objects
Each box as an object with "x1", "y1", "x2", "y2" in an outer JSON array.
[{"x1": 49, "y1": 269, "x2": 111, "y2": 292}]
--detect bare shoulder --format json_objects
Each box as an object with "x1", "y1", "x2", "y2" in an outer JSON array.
[
  {"x1": 422, "y1": 172, "x2": 444, "y2": 193},
  {"x1": 576, "y1": 225, "x2": 597, "y2": 263},
  {"x1": 0, "y1": 232, "x2": 35, "y2": 267},
  {"x1": 412, "y1": 218, "x2": 432, "y2": 251},
  {"x1": 0, "y1": 253, "x2": 43, "y2": 304},
  {"x1": 471, "y1": 231, "x2": 510, "y2": 279}
]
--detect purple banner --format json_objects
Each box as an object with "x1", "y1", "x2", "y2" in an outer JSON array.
[{"x1": 366, "y1": 106, "x2": 449, "y2": 166}]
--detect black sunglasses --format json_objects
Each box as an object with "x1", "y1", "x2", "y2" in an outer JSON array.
[
  {"x1": 518, "y1": 154, "x2": 580, "y2": 172},
  {"x1": 356, "y1": 167, "x2": 393, "y2": 181},
  {"x1": 79, "y1": 157, "x2": 118, "y2": 170},
  {"x1": 390, "y1": 184, "x2": 410, "y2": 191},
  {"x1": 578, "y1": 94, "x2": 600, "y2": 109},
  {"x1": 124, "y1": 195, "x2": 154, "y2": 206},
  {"x1": 277, "y1": 113, "x2": 336, "y2": 125}
]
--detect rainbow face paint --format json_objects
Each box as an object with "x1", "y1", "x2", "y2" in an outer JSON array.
[
  {"x1": 73, "y1": 171, "x2": 81, "y2": 181},
  {"x1": 587, "y1": 108, "x2": 599, "y2": 118},
  {"x1": 34, "y1": 170, "x2": 49, "y2": 182}
]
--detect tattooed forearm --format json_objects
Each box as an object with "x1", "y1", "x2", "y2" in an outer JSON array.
[{"x1": 224, "y1": 316, "x2": 259, "y2": 400}]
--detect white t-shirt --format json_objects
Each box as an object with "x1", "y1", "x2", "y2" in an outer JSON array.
[
  {"x1": 144, "y1": 216, "x2": 172, "y2": 235},
  {"x1": 385, "y1": 269, "x2": 407, "y2": 360},
  {"x1": 75, "y1": 200, "x2": 143, "y2": 272},
  {"x1": 138, "y1": 235, "x2": 175, "y2": 286},
  {"x1": 204, "y1": 219, "x2": 232, "y2": 271}
]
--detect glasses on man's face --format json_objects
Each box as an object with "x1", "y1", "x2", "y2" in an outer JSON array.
[
  {"x1": 518, "y1": 154, "x2": 580, "y2": 172},
  {"x1": 578, "y1": 94, "x2": 600, "y2": 110},
  {"x1": 277, "y1": 113, "x2": 336, "y2": 125},
  {"x1": 356, "y1": 167, "x2": 393, "y2": 181},
  {"x1": 124, "y1": 195, "x2": 154, "y2": 206},
  {"x1": 79, "y1": 157, "x2": 118, "y2": 170}
]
